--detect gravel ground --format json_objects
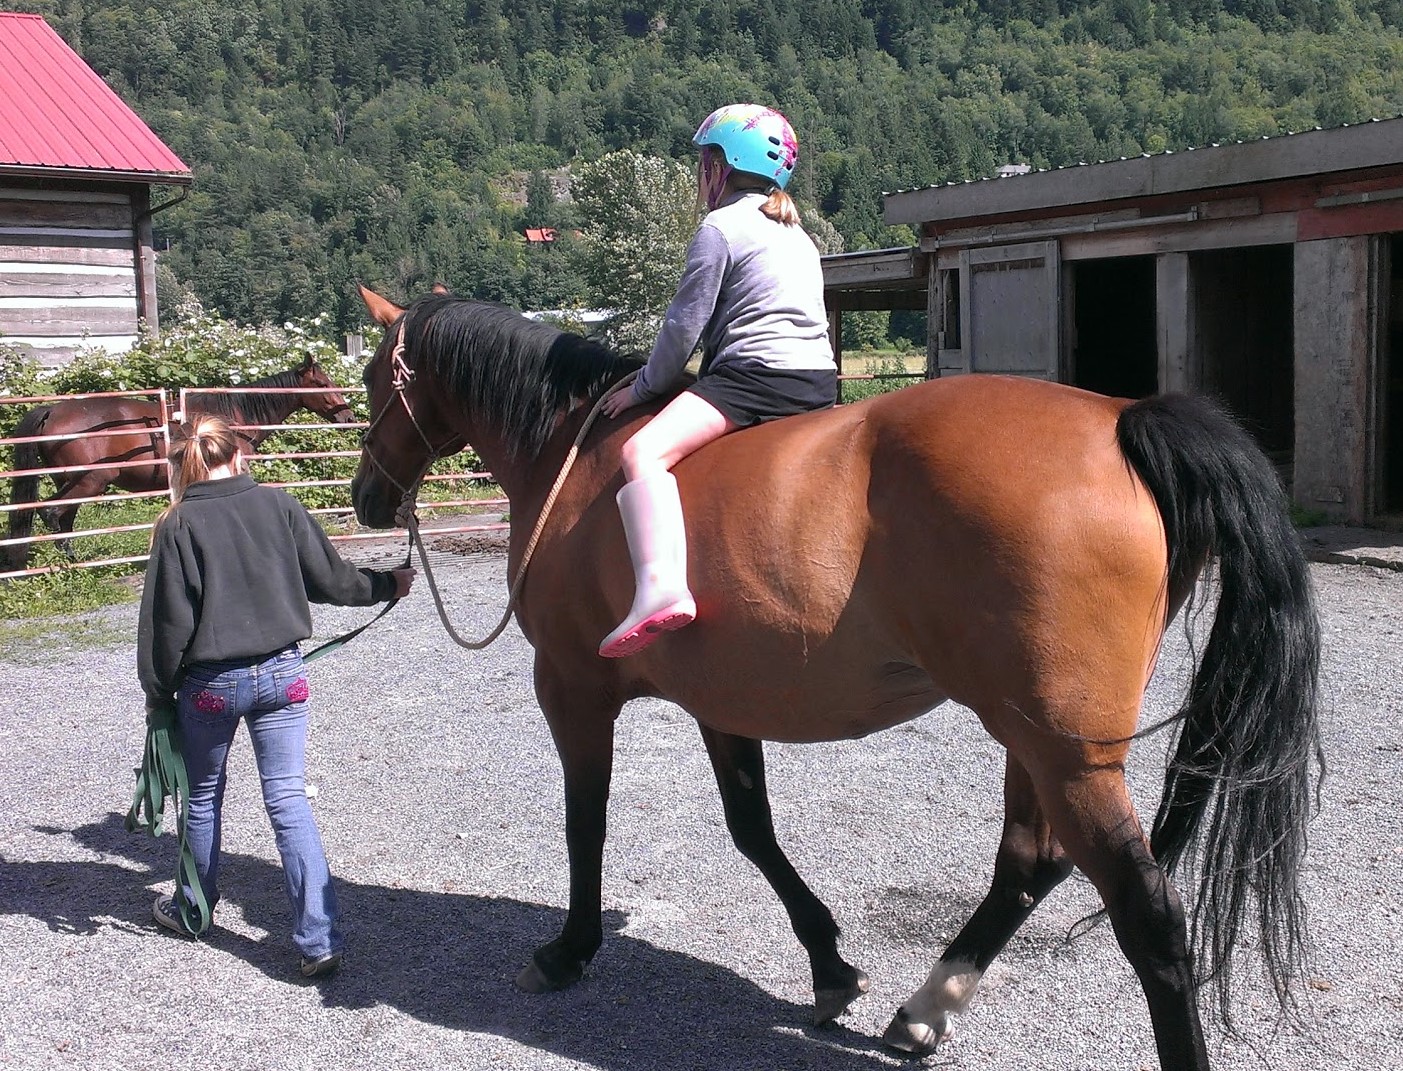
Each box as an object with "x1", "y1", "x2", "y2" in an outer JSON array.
[{"x1": 0, "y1": 552, "x2": 1399, "y2": 1071}]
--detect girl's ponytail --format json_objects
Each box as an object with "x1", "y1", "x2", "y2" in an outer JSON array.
[{"x1": 760, "y1": 188, "x2": 802, "y2": 226}]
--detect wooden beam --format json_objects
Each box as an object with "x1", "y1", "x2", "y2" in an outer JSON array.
[
  {"x1": 925, "y1": 259, "x2": 940, "y2": 378},
  {"x1": 0, "y1": 273, "x2": 136, "y2": 298},
  {"x1": 0, "y1": 244, "x2": 135, "y2": 266},
  {"x1": 0, "y1": 307, "x2": 140, "y2": 335},
  {"x1": 822, "y1": 248, "x2": 925, "y2": 287},
  {"x1": 825, "y1": 289, "x2": 927, "y2": 311},
  {"x1": 0, "y1": 198, "x2": 131, "y2": 229},
  {"x1": 1059, "y1": 214, "x2": 1296, "y2": 260},
  {"x1": 133, "y1": 186, "x2": 158, "y2": 330}
]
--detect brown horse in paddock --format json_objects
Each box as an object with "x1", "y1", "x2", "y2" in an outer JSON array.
[
  {"x1": 6, "y1": 357, "x2": 355, "y2": 568},
  {"x1": 351, "y1": 285, "x2": 1321, "y2": 1071}
]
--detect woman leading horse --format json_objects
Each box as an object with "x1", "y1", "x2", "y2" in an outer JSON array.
[{"x1": 351, "y1": 284, "x2": 1321, "y2": 1071}]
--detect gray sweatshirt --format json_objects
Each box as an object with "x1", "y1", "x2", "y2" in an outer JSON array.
[{"x1": 633, "y1": 191, "x2": 833, "y2": 401}]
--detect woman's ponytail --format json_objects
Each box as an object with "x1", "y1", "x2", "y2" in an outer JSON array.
[{"x1": 151, "y1": 414, "x2": 242, "y2": 539}]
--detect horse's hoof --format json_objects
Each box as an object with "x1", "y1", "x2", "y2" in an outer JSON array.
[
  {"x1": 514, "y1": 947, "x2": 585, "y2": 993},
  {"x1": 515, "y1": 960, "x2": 556, "y2": 993},
  {"x1": 881, "y1": 1007, "x2": 953, "y2": 1057},
  {"x1": 814, "y1": 969, "x2": 870, "y2": 1025}
]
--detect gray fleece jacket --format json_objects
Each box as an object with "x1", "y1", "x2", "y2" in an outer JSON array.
[
  {"x1": 633, "y1": 191, "x2": 833, "y2": 401},
  {"x1": 136, "y1": 474, "x2": 395, "y2": 704}
]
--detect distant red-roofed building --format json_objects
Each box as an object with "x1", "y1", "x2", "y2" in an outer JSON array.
[
  {"x1": 0, "y1": 12, "x2": 192, "y2": 365},
  {"x1": 524, "y1": 227, "x2": 558, "y2": 244}
]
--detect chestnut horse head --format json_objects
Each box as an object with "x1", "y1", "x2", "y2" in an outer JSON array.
[
  {"x1": 288, "y1": 354, "x2": 359, "y2": 427},
  {"x1": 184, "y1": 354, "x2": 357, "y2": 438},
  {"x1": 350, "y1": 282, "x2": 1321, "y2": 1069}
]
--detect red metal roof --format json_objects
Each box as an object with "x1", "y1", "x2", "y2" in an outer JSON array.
[{"x1": 0, "y1": 13, "x2": 190, "y2": 182}]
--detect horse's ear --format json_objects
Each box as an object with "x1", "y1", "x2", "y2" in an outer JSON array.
[
  {"x1": 358, "y1": 283, "x2": 404, "y2": 327},
  {"x1": 431, "y1": 281, "x2": 451, "y2": 295},
  {"x1": 297, "y1": 352, "x2": 316, "y2": 372}
]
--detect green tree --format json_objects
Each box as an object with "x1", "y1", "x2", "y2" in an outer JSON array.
[
  {"x1": 524, "y1": 170, "x2": 557, "y2": 227},
  {"x1": 570, "y1": 150, "x2": 698, "y2": 353}
]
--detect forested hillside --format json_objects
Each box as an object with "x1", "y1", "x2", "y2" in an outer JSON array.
[{"x1": 16, "y1": 0, "x2": 1403, "y2": 333}]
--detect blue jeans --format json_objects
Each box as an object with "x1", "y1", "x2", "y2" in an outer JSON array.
[{"x1": 176, "y1": 646, "x2": 342, "y2": 958}]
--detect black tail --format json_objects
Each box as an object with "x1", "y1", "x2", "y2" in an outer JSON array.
[
  {"x1": 6, "y1": 406, "x2": 48, "y2": 570},
  {"x1": 1116, "y1": 393, "x2": 1323, "y2": 1024}
]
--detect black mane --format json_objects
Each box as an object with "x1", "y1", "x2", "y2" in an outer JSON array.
[
  {"x1": 401, "y1": 295, "x2": 644, "y2": 459},
  {"x1": 186, "y1": 367, "x2": 310, "y2": 426}
]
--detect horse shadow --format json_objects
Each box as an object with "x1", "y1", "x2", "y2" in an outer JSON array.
[{"x1": 4, "y1": 814, "x2": 898, "y2": 1071}]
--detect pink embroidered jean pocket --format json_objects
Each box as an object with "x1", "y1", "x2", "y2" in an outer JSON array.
[
  {"x1": 193, "y1": 690, "x2": 225, "y2": 714},
  {"x1": 286, "y1": 678, "x2": 310, "y2": 703}
]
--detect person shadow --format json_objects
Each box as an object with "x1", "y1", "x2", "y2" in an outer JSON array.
[{"x1": 5, "y1": 814, "x2": 897, "y2": 1071}]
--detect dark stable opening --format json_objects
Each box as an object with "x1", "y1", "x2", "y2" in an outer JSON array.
[
  {"x1": 1194, "y1": 245, "x2": 1295, "y2": 465},
  {"x1": 1071, "y1": 256, "x2": 1158, "y2": 399}
]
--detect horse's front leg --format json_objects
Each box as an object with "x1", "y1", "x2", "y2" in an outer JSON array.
[
  {"x1": 698, "y1": 724, "x2": 869, "y2": 1024},
  {"x1": 516, "y1": 665, "x2": 619, "y2": 994}
]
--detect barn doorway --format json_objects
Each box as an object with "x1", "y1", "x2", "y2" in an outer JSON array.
[
  {"x1": 1381, "y1": 235, "x2": 1403, "y2": 515},
  {"x1": 1070, "y1": 256, "x2": 1158, "y2": 398},
  {"x1": 1193, "y1": 245, "x2": 1295, "y2": 467}
]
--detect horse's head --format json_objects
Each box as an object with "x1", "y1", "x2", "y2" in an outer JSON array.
[
  {"x1": 351, "y1": 284, "x2": 467, "y2": 529},
  {"x1": 293, "y1": 356, "x2": 357, "y2": 425}
]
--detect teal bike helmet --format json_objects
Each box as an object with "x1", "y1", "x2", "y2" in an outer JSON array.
[{"x1": 693, "y1": 104, "x2": 799, "y2": 192}]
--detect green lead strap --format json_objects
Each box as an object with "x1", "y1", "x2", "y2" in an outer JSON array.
[{"x1": 125, "y1": 701, "x2": 213, "y2": 936}]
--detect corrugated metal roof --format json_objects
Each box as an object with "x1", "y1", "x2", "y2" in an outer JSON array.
[
  {"x1": 883, "y1": 115, "x2": 1403, "y2": 226},
  {"x1": 0, "y1": 12, "x2": 190, "y2": 181},
  {"x1": 883, "y1": 115, "x2": 1403, "y2": 200}
]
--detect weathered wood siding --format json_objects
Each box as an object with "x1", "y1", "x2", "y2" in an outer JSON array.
[{"x1": 0, "y1": 186, "x2": 139, "y2": 365}]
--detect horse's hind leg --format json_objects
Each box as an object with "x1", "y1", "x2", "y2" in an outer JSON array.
[
  {"x1": 40, "y1": 470, "x2": 112, "y2": 559},
  {"x1": 886, "y1": 752, "x2": 1071, "y2": 1055},
  {"x1": 1030, "y1": 764, "x2": 1209, "y2": 1071},
  {"x1": 699, "y1": 724, "x2": 868, "y2": 1024},
  {"x1": 884, "y1": 753, "x2": 1073, "y2": 1054}
]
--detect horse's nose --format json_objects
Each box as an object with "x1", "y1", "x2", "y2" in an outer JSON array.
[{"x1": 333, "y1": 406, "x2": 358, "y2": 425}]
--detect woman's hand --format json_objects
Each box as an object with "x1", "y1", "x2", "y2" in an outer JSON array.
[
  {"x1": 601, "y1": 383, "x2": 642, "y2": 419},
  {"x1": 390, "y1": 568, "x2": 416, "y2": 598}
]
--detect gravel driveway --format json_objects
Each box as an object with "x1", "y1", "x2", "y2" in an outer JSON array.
[{"x1": 1, "y1": 551, "x2": 1399, "y2": 1071}]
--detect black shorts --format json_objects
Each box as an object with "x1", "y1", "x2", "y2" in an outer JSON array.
[{"x1": 687, "y1": 363, "x2": 838, "y2": 428}]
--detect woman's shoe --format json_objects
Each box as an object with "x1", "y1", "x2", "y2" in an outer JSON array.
[
  {"x1": 151, "y1": 894, "x2": 198, "y2": 939},
  {"x1": 299, "y1": 950, "x2": 344, "y2": 979}
]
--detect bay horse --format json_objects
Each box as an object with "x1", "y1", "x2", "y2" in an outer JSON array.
[
  {"x1": 351, "y1": 285, "x2": 1321, "y2": 1070},
  {"x1": 6, "y1": 357, "x2": 355, "y2": 569}
]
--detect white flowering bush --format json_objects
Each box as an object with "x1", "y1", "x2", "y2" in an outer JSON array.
[{"x1": 46, "y1": 311, "x2": 352, "y2": 396}]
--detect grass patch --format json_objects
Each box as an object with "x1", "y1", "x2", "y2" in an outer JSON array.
[
  {"x1": 0, "y1": 565, "x2": 140, "y2": 620},
  {"x1": 0, "y1": 611, "x2": 134, "y2": 662},
  {"x1": 840, "y1": 352, "x2": 925, "y2": 404},
  {"x1": 2, "y1": 494, "x2": 159, "y2": 618},
  {"x1": 1290, "y1": 505, "x2": 1330, "y2": 529}
]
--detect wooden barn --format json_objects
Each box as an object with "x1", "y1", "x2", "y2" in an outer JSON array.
[
  {"x1": 0, "y1": 12, "x2": 191, "y2": 366},
  {"x1": 824, "y1": 118, "x2": 1403, "y2": 525}
]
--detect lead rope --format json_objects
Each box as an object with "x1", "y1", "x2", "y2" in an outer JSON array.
[{"x1": 408, "y1": 370, "x2": 639, "y2": 650}]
